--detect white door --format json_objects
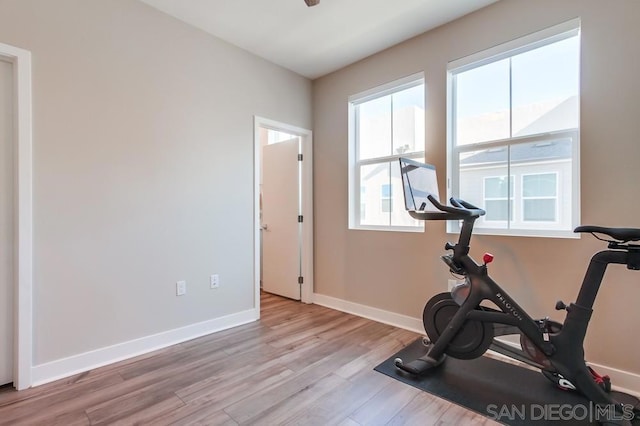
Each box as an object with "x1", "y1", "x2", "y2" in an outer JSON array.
[
  {"x1": 0, "y1": 57, "x2": 14, "y2": 386},
  {"x1": 262, "y1": 138, "x2": 301, "y2": 300}
]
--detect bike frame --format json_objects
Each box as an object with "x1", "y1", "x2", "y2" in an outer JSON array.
[
  {"x1": 397, "y1": 158, "x2": 639, "y2": 422},
  {"x1": 425, "y1": 213, "x2": 640, "y2": 409},
  {"x1": 431, "y1": 217, "x2": 554, "y2": 360}
]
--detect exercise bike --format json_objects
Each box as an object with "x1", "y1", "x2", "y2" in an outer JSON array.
[{"x1": 394, "y1": 158, "x2": 639, "y2": 425}]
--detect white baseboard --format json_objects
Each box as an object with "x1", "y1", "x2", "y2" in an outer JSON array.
[
  {"x1": 312, "y1": 293, "x2": 423, "y2": 334},
  {"x1": 31, "y1": 308, "x2": 259, "y2": 387},
  {"x1": 312, "y1": 293, "x2": 640, "y2": 396}
]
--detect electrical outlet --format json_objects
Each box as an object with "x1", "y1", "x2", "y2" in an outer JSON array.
[
  {"x1": 176, "y1": 280, "x2": 187, "y2": 296},
  {"x1": 210, "y1": 274, "x2": 220, "y2": 289}
]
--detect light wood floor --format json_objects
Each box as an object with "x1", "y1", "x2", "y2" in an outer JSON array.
[{"x1": 0, "y1": 292, "x2": 497, "y2": 425}]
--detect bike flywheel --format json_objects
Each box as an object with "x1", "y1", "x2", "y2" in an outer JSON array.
[{"x1": 423, "y1": 292, "x2": 494, "y2": 360}]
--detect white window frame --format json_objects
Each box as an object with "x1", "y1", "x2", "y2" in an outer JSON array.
[
  {"x1": 348, "y1": 73, "x2": 425, "y2": 232},
  {"x1": 446, "y1": 19, "x2": 581, "y2": 238}
]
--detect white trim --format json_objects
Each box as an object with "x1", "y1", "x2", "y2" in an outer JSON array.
[
  {"x1": 254, "y1": 119, "x2": 261, "y2": 310},
  {"x1": 0, "y1": 41, "x2": 33, "y2": 390},
  {"x1": 314, "y1": 293, "x2": 640, "y2": 395},
  {"x1": 312, "y1": 293, "x2": 423, "y2": 334},
  {"x1": 350, "y1": 225, "x2": 424, "y2": 234},
  {"x1": 348, "y1": 72, "x2": 424, "y2": 104},
  {"x1": 348, "y1": 102, "x2": 357, "y2": 229},
  {"x1": 300, "y1": 126, "x2": 314, "y2": 304},
  {"x1": 253, "y1": 116, "x2": 314, "y2": 303},
  {"x1": 31, "y1": 308, "x2": 259, "y2": 387},
  {"x1": 467, "y1": 227, "x2": 580, "y2": 240},
  {"x1": 448, "y1": 18, "x2": 581, "y2": 73}
]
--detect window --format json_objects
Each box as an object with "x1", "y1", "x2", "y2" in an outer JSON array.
[
  {"x1": 267, "y1": 130, "x2": 298, "y2": 145},
  {"x1": 380, "y1": 184, "x2": 392, "y2": 213},
  {"x1": 349, "y1": 74, "x2": 425, "y2": 231},
  {"x1": 483, "y1": 176, "x2": 514, "y2": 222},
  {"x1": 522, "y1": 173, "x2": 557, "y2": 222},
  {"x1": 448, "y1": 19, "x2": 580, "y2": 238}
]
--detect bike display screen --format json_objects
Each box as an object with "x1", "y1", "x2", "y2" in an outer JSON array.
[{"x1": 399, "y1": 158, "x2": 440, "y2": 212}]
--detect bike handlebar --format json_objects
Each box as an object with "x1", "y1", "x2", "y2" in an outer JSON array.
[{"x1": 408, "y1": 195, "x2": 486, "y2": 221}]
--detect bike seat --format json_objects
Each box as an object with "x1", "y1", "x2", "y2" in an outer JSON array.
[{"x1": 575, "y1": 225, "x2": 640, "y2": 242}]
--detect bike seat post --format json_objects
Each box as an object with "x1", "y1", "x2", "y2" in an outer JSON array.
[{"x1": 575, "y1": 250, "x2": 629, "y2": 309}]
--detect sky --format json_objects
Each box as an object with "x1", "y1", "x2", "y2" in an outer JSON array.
[{"x1": 455, "y1": 35, "x2": 579, "y2": 119}]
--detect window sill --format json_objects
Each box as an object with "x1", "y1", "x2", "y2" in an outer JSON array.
[
  {"x1": 447, "y1": 225, "x2": 580, "y2": 239},
  {"x1": 350, "y1": 225, "x2": 424, "y2": 233}
]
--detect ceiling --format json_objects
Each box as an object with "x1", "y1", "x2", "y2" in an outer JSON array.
[{"x1": 139, "y1": 0, "x2": 499, "y2": 80}]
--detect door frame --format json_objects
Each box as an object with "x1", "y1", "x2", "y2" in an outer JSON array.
[
  {"x1": 253, "y1": 116, "x2": 313, "y2": 308},
  {"x1": 0, "y1": 42, "x2": 33, "y2": 390}
]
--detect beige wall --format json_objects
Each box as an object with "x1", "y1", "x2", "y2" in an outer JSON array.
[
  {"x1": 313, "y1": 0, "x2": 640, "y2": 374},
  {"x1": 0, "y1": 0, "x2": 311, "y2": 365}
]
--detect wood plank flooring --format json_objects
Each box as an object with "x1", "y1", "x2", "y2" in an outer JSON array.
[{"x1": 0, "y1": 292, "x2": 498, "y2": 425}]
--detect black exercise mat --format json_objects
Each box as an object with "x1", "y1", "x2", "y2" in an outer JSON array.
[{"x1": 375, "y1": 339, "x2": 638, "y2": 425}]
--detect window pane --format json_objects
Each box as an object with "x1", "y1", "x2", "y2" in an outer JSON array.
[
  {"x1": 524, "y1": 199, "x2": 556, "y2": 221},
  {"x1": 267, "y1": 130, "x2": 298, "y2": 145},
  {"x1": 350, "y1": 77, "x2": 425, "y2": 230},
  {"x1": 523, "y1": 173, "x2": 557, "y2": 197},
  {"x1": 358, "y1": 96, "x2": 392, "y2": 160},
  {"x1": 393, "y1": 84, "x2": 425, "y2": 155},
  {"x1": 455, "y1": 59, "x2": 510, "y2": 145},
  {"x1": 360, "y1": 163, "x2": 390, "y2": 226},
  {"x1": 512, "y1": 36, "x2": 579, "y2": 136}
]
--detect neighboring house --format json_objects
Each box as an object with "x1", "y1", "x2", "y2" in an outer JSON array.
[
  {"x1": 460, "y1": 138, "x2": 573, "y2": 230},
  {"x1": 458, "y1": 95, "x2": 577, "y2": 231}
]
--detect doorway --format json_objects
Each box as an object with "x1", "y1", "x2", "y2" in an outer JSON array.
[{"x1": 254, "y1": 117, "x2": 313, "y2": 306}]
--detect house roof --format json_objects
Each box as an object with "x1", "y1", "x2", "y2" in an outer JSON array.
[
  {"x1": 460, "y1": 95, "x2": 577, "y2": 166},
  {"x1": 461, "y1": 138, "x2": 572, "y2": 166}
]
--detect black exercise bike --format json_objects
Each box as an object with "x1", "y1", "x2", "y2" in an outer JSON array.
[{"x1": 394, "y1": 158, "x2": 639, "y2": 425}]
